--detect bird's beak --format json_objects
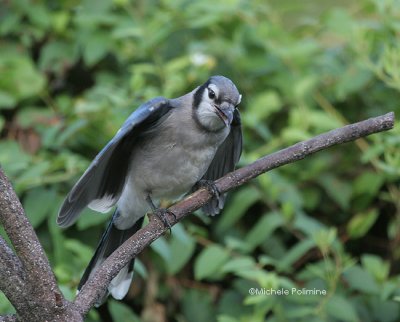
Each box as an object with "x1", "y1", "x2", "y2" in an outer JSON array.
[{"x1": 214, "y1": 103, "x2": 234, "y2": 127}]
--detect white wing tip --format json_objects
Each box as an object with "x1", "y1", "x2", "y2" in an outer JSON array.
[{"x1": 88, "y1": 195, "x2": 117, "y2": 213}]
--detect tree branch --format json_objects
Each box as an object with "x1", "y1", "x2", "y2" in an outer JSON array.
[
  {"x1": 0, "y1": 235, "x2": 25, "y2": 311},
  {"x1": 0, "y1": 170, "x2": 82, "y2": 321},
  {"x1": 75, "y1": 112, "x2": 395, "y2": 314}
]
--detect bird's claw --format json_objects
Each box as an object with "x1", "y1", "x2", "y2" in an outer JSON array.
[
  {"x1": 197, "y1": 179, "x2": 221, "y2": 199},
  {"x1": 154, "y1": 208, "x2": 176, "y2": 233}
]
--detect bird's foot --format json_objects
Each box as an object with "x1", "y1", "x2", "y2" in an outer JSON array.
[
  {"x1": 153, "y1": 208, "x2": 176, "y2": 233},
  {"x1": 196, "y1": 179, "x2": 221, "y2": 199},
  {"x1": 146, "y1": 195, "x2": 176, "y2": 233}
]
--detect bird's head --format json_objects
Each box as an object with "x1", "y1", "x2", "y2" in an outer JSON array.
[{"x1": 193, "y1": 75, "x2": 241, "y2": 132}]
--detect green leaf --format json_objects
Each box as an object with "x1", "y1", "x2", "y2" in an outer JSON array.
[
  {"x1": 216, "y1": 186, "x2": 260, "y2": 233},
  {"x1": 217, "y1": 316, "x2": 240, "y2": 322},
  {"x1": 293, "y1": 75, "x2": 318, "y2": 101},
  {"x1": 347, "y1": 209, "x2": 379, "y2": 239},
  {"x1": 361, "y1": 254, "x2": 390, "y2": 282},
  {"x1": 326, "y1": 295, "x2": 359, "y2": 322},
  {"x1": 167, "y1": 223, "x2": 196, "y2": 274},
  {"x1": 27, "y1": 4, "x2": 51, "y2": 29},
  {"x1": 221, "y1": 256, "x2": 256, "y2": 274},
  {"x1": 342, "y1": 266, "x2": 379, "y2": 294},
  {"x1": 133, "y1": 258, "x2": 147, "y2": 279},
  {"x1": 109, "y1": 300, "x2": 140, "y2": 322},
  {"x1": 16, "y1": 161, "x2": 51, "y2": 190},
  {"x1": 218, "y1": 290, "x2": 253, "y2": 319},
  {"x1": 371, "y1": 299, "x2": 400, "y2": 322},
  {"x1": 318, "y1": 174, "x2": 352, "y2": 210},
  {"x1": 353, "y1": 171, "x2": 384, "y2": 197},
  {"x1": 313, "y1": 228, "x2": 337, "y2": 254},
  {"x1": 51, "y1": 11, "x2": 70, "y2": 33},
  {"x1": 64, "y1": 239, "x2": 94, "y2": 263},
  {"x1": 277, "y1": 239, "x2": 315, "y2": 272},
  {"x1": 245, "y1": 90, "x2": 282, "y2": 126},
  {"x1": 245, "y1": 211, "x2": 283, "y2": 250},
  {"x1": 182, "y1": 289, "x2": 216, "y2": 322},
  {"x1": 56, "y1": 119, "x2": 87, "y2": 146},
  {"x1": 47, "y1": 195, "x2": 68, "y2": 266},
  {"x1": 0, "y1": 141, "x2": 31, "y2": 178},
  {"x1": 150, "y1": 236, "x2": 171, "y2": 263},
  {"x1": 16, "y1": 106, "x2": 55, "y2": 128},
  {"x1": 325, "y1": 8, "x2": 354, "y2": 36},
  {"x1": 0, "y1": 54, "x2": 46, "y2": 103},
  {"x1": 293, "y1": 212, "x2": 325, "y2": 236},
  {"x1": 82, "y1": 32, "x2": 110, "y2": 66},
  {"x1": 195, "y1": 245, "x2": 230, "y2": 280},
  {"x1": 285, "y1": 306, "x2": 316, "y2": 319},
  {"x1": 0, "y1": 91, "x2": 16, "y2": 108},
  {"x1": 76, "y1": 208, "x2": 109, "y2": 230},
  {"x1": 237, "y1": 269, "x2": 278, "y2": 289},
  {"x1": 39, "y1": 41, "x2": 75, "y2": 74},
  {"x1": 334, "y1": 66, "x2": 373, "y2": 100},
  {"x1": 0, "y1": 291, "x2": 15, "y2": 314},
  {"x1": 23, "y1": 188, "x2": 57, "y2": 227},
  {"x1": 59, "y1": 285, "x2": 75, "y2": 302}
]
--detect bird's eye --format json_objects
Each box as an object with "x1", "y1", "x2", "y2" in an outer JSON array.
[{"x1": 208, "y1": 88, "x2": 216, "y2": 100}]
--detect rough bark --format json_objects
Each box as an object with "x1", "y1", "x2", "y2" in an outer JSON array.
[{"x1": 0, "y1": 170, "x2": 82, "y2": 321}]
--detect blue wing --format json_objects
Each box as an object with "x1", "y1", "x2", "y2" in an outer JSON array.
[
  {"x1": 200, "y1": 108, "x2": 243, "y2": 215},
  {"x1": 57, "y1": 97, "x2": 171, "y2": 227}
]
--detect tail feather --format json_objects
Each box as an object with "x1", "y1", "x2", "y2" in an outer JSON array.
[{"x1": 78, "y1": 209, "x2": 144, "y2": 305}]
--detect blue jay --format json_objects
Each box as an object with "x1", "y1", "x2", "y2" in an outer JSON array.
[{"x1": 57, "y1": 75, "x2": 242, "y2": 304}]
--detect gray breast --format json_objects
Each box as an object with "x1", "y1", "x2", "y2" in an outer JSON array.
[{"x1": 127, "y1": 106, "x2": 229, "y2": 200}]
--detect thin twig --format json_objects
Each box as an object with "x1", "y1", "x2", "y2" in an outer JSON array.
[{"x1": 75, "y1": 112, "x2": 395, "y2": 314}]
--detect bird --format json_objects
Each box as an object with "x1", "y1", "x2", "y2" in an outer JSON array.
[{"x1": 57, "y1": 75, "x2": 243, "y2": 304}]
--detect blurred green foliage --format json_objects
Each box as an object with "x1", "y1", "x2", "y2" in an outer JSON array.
[{"x1": 1, "y1": 0, "x2": 400, "y2": 321}]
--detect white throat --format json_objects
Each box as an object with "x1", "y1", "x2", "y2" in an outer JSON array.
[
  {"x1": 196, "y1": 102, "x2": 225, "y2": 131},
  {"x1": 195, "y1": 85, "x2": 226, "y2": 131}
]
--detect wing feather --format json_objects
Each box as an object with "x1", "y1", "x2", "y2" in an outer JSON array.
[
  {"x1": 57, "y1": 97, "x2": 171, "y2": 227},
  {"x1": 200, "y1": 109, "x2": 242, "y2": 216}
]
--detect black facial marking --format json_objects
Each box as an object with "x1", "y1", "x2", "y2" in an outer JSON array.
[{"x1": 193, "y1": 80, "x2": 210, "y2": 109}]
